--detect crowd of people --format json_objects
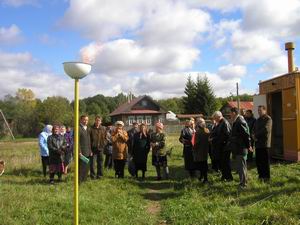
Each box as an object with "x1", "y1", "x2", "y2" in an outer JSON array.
[
  {"x1": 179, "y1": 105, "x2": 272, "y2": 188},
  {"x1": 38, "y1": 115, "x2": 169, "y2": 184},
  {"x1": 38, "y1": 105, "x2": 272, "y2": 189}
]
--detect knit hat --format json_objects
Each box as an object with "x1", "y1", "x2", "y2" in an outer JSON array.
[{"x1": 115, "y1": 121, "x2": 124, "y2": 126}]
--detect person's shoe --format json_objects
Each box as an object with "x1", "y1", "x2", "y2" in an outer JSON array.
[
  {"x1": 90, "y1": 175, "x2": 96, "y2": 180},
  {"x1": 156, "y1": 176, "x2": 162, "y2": 181},
  {"x1": 202, "y1": 179, "x2": 208, "y2": 184},
  {"x1": 238, "y1": 184, "x2": 247, "y2": 190},
  {"x1": 96, "y1": 176, "x2": 101, "y2": 179},
  {"x1": 225, "y1": 177, "x2": 233, "y2": 182},
  {"x1": 262, "y1": 178, "x2": 270, "y2": 183},
  {"x1": 49, "y1": 180, "x2": 54, "y2": 185}
]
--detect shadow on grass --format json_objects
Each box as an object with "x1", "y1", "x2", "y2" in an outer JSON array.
[
  {"x1": 238, "y1": 185, "x2": 300, "y2": 207},
  {"x1": 1, "y1": 177, "x2": 51, "y2": 186},
  {"x1": 5, "y1": 167, "x2": 42, "y2": 177},
  {"x1": 141, "y1": 191, "x2": 180, "y2": 201}
]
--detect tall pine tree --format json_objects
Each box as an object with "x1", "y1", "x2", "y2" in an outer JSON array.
[
  {"x1": 183, "y1": 75, "x2": 217, "y2": 116},
  {"x1": 183, "y1": 75, "x2": 197, "y2": 113}
]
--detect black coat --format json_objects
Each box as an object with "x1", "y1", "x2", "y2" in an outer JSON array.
[
  {"x1": 229, "y1": 116, "x2": 251, "y2": 156},
  {"x1": 127, "y1": 128, "x2": 139, "y2": 155},
  {"x1": 48, "y1": 134, "x2": 66, "y2": 164},
  {"x1": 254, "y1": 114, "x2": 272, "y2": 148},
  {"x1": 179, "y1": 127, "x2": 193, "y2": 146},
  {"x1": 210, "y1": 118, "x2": 231, "y2": 157},
  {"x1": 132, "y1": 132, "x2": 150, "y2": 164},
  {"x1": 193, "y1": 127, "x2": 210, "y2": 162}
]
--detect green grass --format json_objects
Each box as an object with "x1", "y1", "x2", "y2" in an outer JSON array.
[{"x1": 0, "y1": 136, "x2": 300, "y2": 225}]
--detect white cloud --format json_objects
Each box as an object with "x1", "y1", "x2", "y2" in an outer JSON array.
[
  {"x1": 65, "y1": 0, "x2": 210, "y2": 80},
  {"x1": 80, "y1": 39, "x2": 199, "y2": 74},
  {"x1": 217, "y1": 64, "x2": 246, "y2": 80},
  {"x1": 62, "y1": 0, "x2": 145, "y2": 41},
  {"x1": 0, "y1": 24, "x2": 23, "y2": 45},
  {"x1": 242, "y1": 0, "x2": 300, "y2": 37},
  {"x1": 138, "y1": 1, "x2": 211, "y2": 46},
  {"x1": 210, "y1": 19, "x2": 241, "y2": 48},
  {"x1": 258, "y1": 55, "x2": 287, "y2": 75},
  {"x1": 62, "y1": 0, "x2": 211, "y2": 43},
  {"x1": 185, "y1": 0, "x2": 243, "y2": 12},
  {"x1": 0, "y1": 51, "x2": 33, "y2": 68},
  {"x1": 228, "y1": 31, "x2": 282, "y2": 64}
]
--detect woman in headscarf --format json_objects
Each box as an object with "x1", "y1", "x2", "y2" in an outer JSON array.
[
  {"x1": 112, "y1": 121, "x2": 128, "y2": 178},
  {"x1": 38, "y1": 124, "x2": 52, "y2": 177},
  {"x1": 47, "y1": 124, "x2": 66, "y2": 184},
  {"x1": 132, "y1": 123, "x2": 150, "y2": 179},
  {"x1": 193, "y1": 118, "x2": 210, "y2": 183},
  {"x1": 150, "y1": 122, "x2": 169, "y2": 180}
]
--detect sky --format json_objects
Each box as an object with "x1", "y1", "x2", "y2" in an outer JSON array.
[{"x1": 1, "y1": 0, "x2": 300, "y2": 100}]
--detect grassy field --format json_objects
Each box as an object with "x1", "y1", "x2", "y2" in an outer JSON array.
[{"x1": 0, "y1": 136, "x2": 300, "y2": 225}]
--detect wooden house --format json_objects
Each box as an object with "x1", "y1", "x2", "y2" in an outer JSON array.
[{"x1": 110, "y1": 95, "x2": 167, "y2": 126}]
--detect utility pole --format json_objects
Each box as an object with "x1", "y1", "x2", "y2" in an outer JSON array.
[
  {"x1": 236, "y1": 82, "x2": 240, "y2": 113},
  {"x1": 0, "y1": 109, "x2": 15, "y2": 140}
]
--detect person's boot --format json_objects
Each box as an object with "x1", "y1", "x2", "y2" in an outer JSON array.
[{"x1": 202, "y1": 174, "x2": 208, "y2": 184}]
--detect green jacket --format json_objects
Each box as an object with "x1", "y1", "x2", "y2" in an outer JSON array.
[
  {"x1": 150, "y1": 132, "x2": 166, "y2": 156},
  {"x1": 47, "y1": 134, "x2": 66, "y2": 164}
]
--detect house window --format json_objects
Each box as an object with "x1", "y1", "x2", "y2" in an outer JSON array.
[
  {"x1": 141, "y1": 100, "x2": 147, "y2": 107},
  {"x1": 128, "y1": 116, "x2": 135, "y2": 125},
  {"x1": 158, "y1": 115, "x2": 164, "y2": 123},
  {"x1": 145, "y1": 116, "x2": 152, "y2": 125},
  {"x1": 137, "y1": 116, "x2": 144, "y2": 124}
]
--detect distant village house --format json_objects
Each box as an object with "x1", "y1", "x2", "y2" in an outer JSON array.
[{"x1": 110, "y1": 95, "x2": 167, "y2": 126}]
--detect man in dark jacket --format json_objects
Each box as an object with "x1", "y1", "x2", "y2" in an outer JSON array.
[
  {"x1": 211, "y1": 111, "x2": 232, "y2": 181},
  {"x1": 229, "y1": 107, "x2": 251, "y2": 188},
  {"x1": 245, "y1": 110, "x2": 256, "y2": 162},
  {"x1": 90, "y1": 116, "x2": 107, "y2": 179},
  {"x1": 179, "y1": 120, "x2": 196, "y2": 178},
  {"x1": 79, "y1": 115, "x2": 91, "y2": 183},
  {"x1": 127, "y1": 121, "x2": 139, "y2": 156},
  {"x1": 254, "y1": 105, "x2": 272, "y2": 181}
]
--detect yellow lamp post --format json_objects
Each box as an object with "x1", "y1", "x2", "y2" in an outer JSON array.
[{"x1": 63, "y1": 62, "x2": 92, "y2": 225}]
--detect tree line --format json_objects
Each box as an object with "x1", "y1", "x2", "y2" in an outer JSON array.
[{"x1": 0, "y1": 77, "x2": 252, "y2": 138}]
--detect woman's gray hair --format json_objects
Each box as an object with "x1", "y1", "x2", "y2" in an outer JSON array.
[
  {"x1": 212, "y1": 111, "x2": 223, "y2": 118},
  {"x1": 197, "y1": 118, "x2": 206, "y2": 128}
]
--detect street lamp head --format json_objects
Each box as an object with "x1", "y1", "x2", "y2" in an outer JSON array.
[{"x1": 63, "y1": 62, "x2": 92, "y2": 79}]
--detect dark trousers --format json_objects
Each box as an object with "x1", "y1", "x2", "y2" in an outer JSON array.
[
  {"x1": 114, "y1": 159, "x2": 126, "y2": 178},
  {"x1": 256, "y1": 148, "x2": 270, "y2": 179},
  {"x1": 90, "y1": 151, "x2": 103, "y2": 178},
  {"x1": 50, "y1": 172, "x2": 62, "y2": 182},
  {"x1": 211, "y1": 159, "x2": 221, "y2": 172},
  {"x1": 79, "y1": 159, "x2": 90, "y2": 183},
  {"x1": 196, "y1": 161, "x2": 208, "y2": 181},
  {"x1": 220, "y1": 150, "x2": 233, "y2": 180},
  {"x1": 247, "y1": 140, "x2": 255, "y2": 162},
  {"x1": 104, "y1": 154, "x2": 113, "y2": 169},
  {"x1": 41, "y1": 156, "x2": 49, "y2": 177}
]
